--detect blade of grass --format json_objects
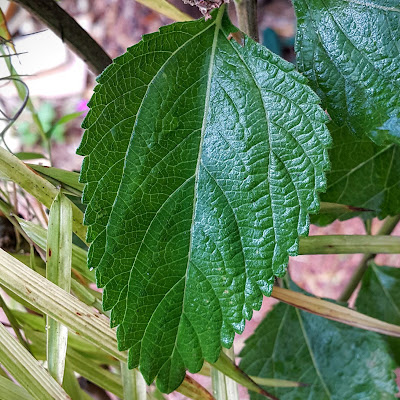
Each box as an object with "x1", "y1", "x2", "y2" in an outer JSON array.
[
  {"x1": 272, "y1": 286, "x2": 400, "y2": 337},
  {"x1": 27, "y1": 165, "x2": 84, "y2": 196},
  {"x1": 0, "y1": 321, "x2": 70, "y2": 400},
  {"x1": 62, "y1": 362, "x2": 84, "y2": 400},
  {"x1": 0, "y1": 293, "x2": 30, "y2": 351},
  {"x1": 26, "y1": 329, "x2": 124, "y2": 399},
  {"x1": 135, "y1": 0, "x2": 193, "y2": 21},
  {"x1": 211, "y1": 348, "x2": 240, "y2": 400},
  {"x1": 46, "y1": 192, "x2": 72, "y2": 384},
  {"x1": 211, "y1": 352, "x2": 274, "y2": 398},
  {"x1": 13, "y1": 311, "x2": 118, "y2": 367},
  {"x1": 250, "y1": 377, "x2": 307, "y2": 388},
  {"x1": 0, "y1": 374, "x2": 33, "y2": 400},
  {"x1": 0, "y1": 250, "x2": 212, "y2": 399},
  {"x1": 0, "y1": 147, "x2": 86, "y2": 242},
  {"x1": 16, "y1": 217, "x2": 93, "y2": 282},
  {"x1": 121, "y1": 361, "x2": 147, "y2": 400}
]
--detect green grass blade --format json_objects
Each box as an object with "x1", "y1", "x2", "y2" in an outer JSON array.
[
  {"x1": 0, "y1": 322, "x2": 69, "y2": 400},
  {"x1": 211, "y1": 348, "x2": 240, "y2": 400},
  {"x1": 16, "y1": 217, "x2": 94, "y2": 283},
  {"x1": 121, "y1": 361, "x2": 147, "y2": 400},
  {"x1": 0, "y1": 375, "x2": 33, "y2": 400},
  {"x1": 46, "y1": 192, "x2": 72, "y2": 384}
]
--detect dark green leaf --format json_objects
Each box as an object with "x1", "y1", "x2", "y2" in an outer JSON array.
[
  {"x1": 240, "y1": 295, "x2": 397, "y2": 399},
  {"x1": 357, "y1": 263, "x2": 400, "y2": 365},
  {"x1": 294, "y1": 0, "x2": 400, "y2": 145},
  {"x1": 78, "y1": 7, "x2": 330, "y2": 392},
  {"x1": 15, "y1": 152, "x2": 46, "y2": 161},
  {"x1": 314, "y1": 123, "x2": 400, "y2": 225}
]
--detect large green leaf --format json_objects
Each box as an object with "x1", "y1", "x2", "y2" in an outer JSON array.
[
  {"x1": 314, "y1": 123, "x2": 400, "y2": 225},
  {"x1": 357, "y1": 264, "x2": 400, "y2": 365},
  {"x1": 294, "y1": 0, "x2": 400, "y2": 145},
  {"x1": 78, "y1": 7, "x2": 330, "y2": 392},
  {"x1": 240, "y1": 294, "x2": 397, "y2": 399}
]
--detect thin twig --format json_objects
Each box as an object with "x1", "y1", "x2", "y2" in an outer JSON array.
[
  {"x1": 12, "y1": 0, "x2": 112, "y2": 75},
  {"x1": 0, "y1": 76, "x2": 29, "y2": 152}
]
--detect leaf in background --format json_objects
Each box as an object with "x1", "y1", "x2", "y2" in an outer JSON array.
[
  {"x1": 294, "y1": 0, "x2": 400, "y2": 145},
  {"x1": 78, "y1": 7, "x2": 330, "y2": 392},
  {"x1": 313, "y1": 123, "x2": 400, "y2": 225},
  {"x1": 240, "y1": 297, "x2": 397, "y2": 399},
  {"x1": 357, "y1": 263, "x2": 400, "y2": 365},
  {"x1": 46, "y1": 112, "x2": 83, "y2": 139}
]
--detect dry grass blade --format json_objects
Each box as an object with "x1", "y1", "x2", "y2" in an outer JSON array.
[{"x1": 272, "y1": 287, "x2": 400, "y2": 337}]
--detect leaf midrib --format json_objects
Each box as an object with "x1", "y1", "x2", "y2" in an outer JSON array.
[
  {"x1": 138, "y1": 6, "x2": 226, "y2": 368},
  {"x1": 296, "y1": 308, "x2": 332, "y2": 398},
  {"x1": 88, "y1": 17, "x2": 218, "y2": 250}
]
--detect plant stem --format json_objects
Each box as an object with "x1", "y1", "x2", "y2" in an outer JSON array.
[
  {"x1": 211, "y1": 348, "x2": 240, "y2": 400},
  {"x1": 13, "y1": 0, "x2": 112, "y2": 75},
  {"x1": 338, "y1": 215, "x2": 400, "y2": 302},
  {"x1": 298, "y1": 234, "x2": 400, "y2": 254},
  {"x1": 234, "y1": 0, "x2": 259, "y2": 41}
]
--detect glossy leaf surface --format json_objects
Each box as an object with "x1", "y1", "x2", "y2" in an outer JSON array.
[
  {"x1": 240, "y1": 295, "x2": 397, "y2": 399},
  {"x1": 315, "y1": 123, "x2": 400, "y2": 224},
  {"x1": 78, "y1": 8, "x2": 330, "y2": 392},
  {"x1": 357, "y1": 264, "x2": 400, "y2": 365},
  {"x1": 294, "y1": 0, "x2": 400, "y2": 145}
]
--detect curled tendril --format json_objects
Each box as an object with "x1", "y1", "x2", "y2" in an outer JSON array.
[{"x1": 0, "y1": 75, "x2": 29, "y2": 152}]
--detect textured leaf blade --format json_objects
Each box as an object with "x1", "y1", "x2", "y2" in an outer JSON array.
[
  {"x1": 240, "y1": 291, "x2": 397, "y2": 399},
  {"x1": 78, "y1": 8, "x2": 330, "y2": 392},
  {"x1": 294, "y1": 0, "x2": 400, "y2": 145},
  {"x1": 314, "y1": 123, "x2": 400, "y2": 225},
  {"x1": 357, "y1": 264, "x2": 400, "y2": 365}
]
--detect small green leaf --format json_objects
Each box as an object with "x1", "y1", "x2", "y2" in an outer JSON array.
[
  {"x1": 240, "y1": 288, "x2": 397, "y2": 399},
  {"x1": 294, "y1": 0, "x2": 400, "y2": 145},
  {"x1": 356, "y1": 263, "x2": 400, "y2": 365},
  {"x1": 15, "y1": 152, "x2": 46, "y2": 161},
  {"x1": 314, "y1": 123, "x2": 400, "y2": 225},
  {"x1": 78, "y1": 7, "x2": 330, "y2": 392},
  {"x1": 46, "y1": 112, "x2": 83, "y2": 139}
]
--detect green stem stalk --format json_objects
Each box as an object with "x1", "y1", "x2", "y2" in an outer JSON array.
[
  {"x1": 339, "y1": 215, "x2": 400, "y2": 302},
  {"x1": 298, "y1": 234, "x2": 400, "y2": 255}
]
